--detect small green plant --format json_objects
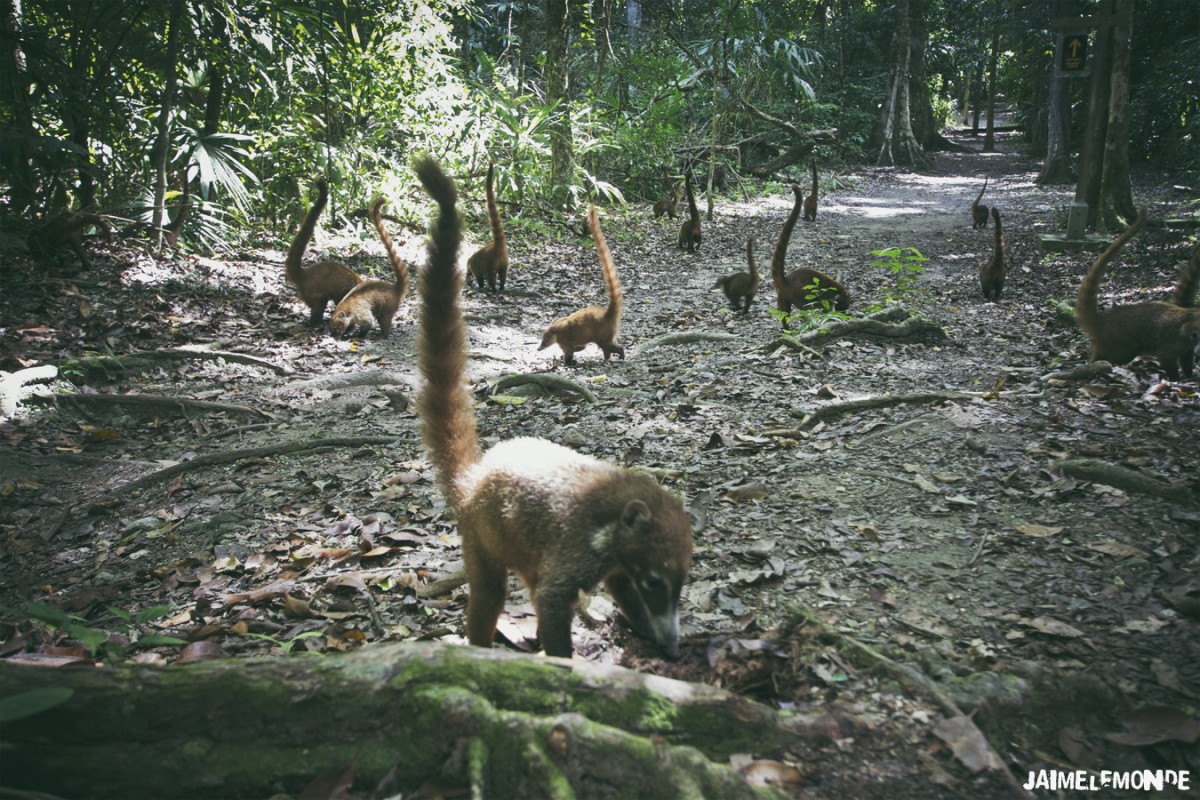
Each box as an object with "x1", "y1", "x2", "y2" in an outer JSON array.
[
  {"x1": 770, "y1": 276, "x2": 853, "y2": 333},
  {"x1": 871, "y1": 246, "x2": 927, "y2": 301},
  {"x1": 244, "y1": 630, "x2": 325, "y2": 654},
  {"x1": 12, "y1": 600, "x2": 185, "y2": 661}
]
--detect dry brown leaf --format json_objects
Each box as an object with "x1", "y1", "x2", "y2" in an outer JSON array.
[
  {"x1": 932, "y1": 715, "x2": 1004, "y2": 773},
  {"x1": 1105, "y1": 706, "x2": 1200, "y2": 746}
]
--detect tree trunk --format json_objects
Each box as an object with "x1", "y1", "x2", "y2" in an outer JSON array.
[
  {"x1": 1037, "y1": 35, "x2": 1073, "y2": 184},
  {"x1": 1097, "y1": 0, "x2": 1136, "y2": 228},
  {"x1": 875, "y1": 0, "x2": 927, "y2": 167},
  {"x1": 0, "y1": 643, "x2": 852, "y2": 799},
  {"x1": 982, "y1": 0, "x2": 1000, "y2": 152},
  {"x1": 1074, "y1": 0, "x2": 1114, "y2": 227},
  {"x1": 545, "y1": 0, "x2": 574, "y2": 209},
  {"x1": 149, "y1": 0, "x2": 184, "y2": 250},
  {"x1": 0, "y1": 0, "x2": 35, "y2": 214}
]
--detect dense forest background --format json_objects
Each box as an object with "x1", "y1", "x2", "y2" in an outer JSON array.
[{"x1": 2, "y1": 0, "x2": 1197, "y2": 247}]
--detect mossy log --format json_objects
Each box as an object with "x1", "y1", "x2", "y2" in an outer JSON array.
[{"x1": 0, "y1": 642, "x2": 852, "y2": 799}]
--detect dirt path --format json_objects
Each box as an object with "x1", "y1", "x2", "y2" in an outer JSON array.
[{"x1": 2, "y1": 134, "x2": 1197, "y2": 798}]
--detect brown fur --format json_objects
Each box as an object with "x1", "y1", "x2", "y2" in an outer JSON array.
[
  {"x1": 1170, "y1": 247, "x2": 1200, "y2": 308},
  {"x1": 979, "y1": 207, "x2": 1006, "y2": 301},
  {"x1": 285, "y1": 177, "x2": 362, "y2": 325},
  {"x1": 467, "y1": 163, "x2": 509, "y2": 292},
  {"x1": 163, "y1": 178, "x2": 190, "y2": 248},
  {"x1": 652, "y1": 175, "x2": 679, "y2": 220},
  {"x1": 714, "y1": 236, "x2": 760, "y2": 312},
  {"x1": 328, "y1": 198, "x2": 409, "y2": 338},
  {"x1": 677, "y1": 171, "x2": 701, "y2": 253},
  {"x1": 1075, "y1": 208, "x2": 1200, "y2": 380},
  {"x1": 971, "y1": 178, "x2": 989, "y2": 228},
  {"x1": 802, "y1": 159, "x2": 818, "y2": 221},
  {"x1": 28, "y1": 210, "x2": 111, "y2": 269},
  {"x1": 413, "y1": 157, "x2": 693, "y2": 659},
  {"x1": 771, "y1": 184, "x2": 851, "y2": 327},
  {"x1": 539, "y1": 206, "x2": 625, "y2": 366}
]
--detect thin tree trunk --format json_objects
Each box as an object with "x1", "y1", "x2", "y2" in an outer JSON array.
[
  {"x1": 1, "y1": 0, "x2": 35, "y2": 214},
  {"x1": 876, "y1": 0, "x2": 926, "y2": 167},
  {"x1": 1037, "y1": 35, "x2": 1072, "y2": 184},
  {"x1": 545, "y1": 0, "x2": 573, "y2": 209},
  {"x1": 150, "y1": 0, "x2": 184, "y2": 250},
  {"x1": 982, "y1": 0, "x2": 1000, "y2": 152},
  {"x1": 1097, "y1": 0, "x2": 1136, "y2": 229},
  {"x1": 1075, "y1": 0, "x2": 1114, "y2": 227}
]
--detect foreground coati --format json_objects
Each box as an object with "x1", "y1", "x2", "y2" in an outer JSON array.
[
  {"x1": 163, "y1": 177, "x2": 190, "y2": 248},
  {"x1": 1075, "y1": 208, "x2": 1200, "y2": 380},
  {"x1": 802, "y1": 159, "x2": 818, "y2": 221},
  {"x1": 652, "y1": 175, "x2": 679, "y2": 220},
  {"x1": 979, "y1": 207, "x2": 1006, "y2": 301},
  {"x1": 328, "y1": 198, "x2": 409, "y2": 338},
  {"x1": 27, "y1": 210, "x2": 112, "y2": 270},
  {"x1": 971, "y1": 178, "x2": 989, "y2": 228},
  {"x1": 467, "y1": 163, "x2": 509, "y2": 292},
  {"x1": 771, "y1": 184, "x2": 851, "y2": 327},
  {"x1": 677, "y1": 170, "x2": 701, "y2": 253},
  {"x1": 714, "y1": 236, "x2": 760, "y2": 312},
  {"x1": 539, "y1": 206, "x2": 625, "y2": 365},
  {"x1": 413, "y1": 156, "x2": 693, "y2": 659},
  {"x1": 286, "y1": 177, "x2": 362, "y2": 325}
]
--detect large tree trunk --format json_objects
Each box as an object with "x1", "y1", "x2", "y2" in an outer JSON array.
[
  {"x1": 544, "y1": 0, "x2": 574, "y2": 209},
  {"x1": 1074, "y1": 0, "x2": 1114, "y2": 228},
  {"x1": 875, "y1": 0, "x2": 927, "y2": 167},
  {"x1": 1037, "y1": 35, "x2": 1073, "y2": 184},
  {"x1": 982, "y1": 0, "x2": 1000, "y2": 152},
  {"x1": 149, "y1": 0, "x2": 184, "y2": 250},
  {"x1": 0, "y1": 643, "x2": 850, "y2": 799},
  {"x1": 0, "y1": 0, "x2": 35, "y2": 215},
  {"x1": 1097, "y1": 0, "x2": 1136, "y2": 228}
]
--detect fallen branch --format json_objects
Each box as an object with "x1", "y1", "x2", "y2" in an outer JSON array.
[
  {"x1": 761, "y1": 336, "x2": 822, "y2": 358},
  {"x1": 1057, "y1": 458, "x2": 1195, "y2": 504},
  {"x1": 63, "y1": 348, "x2": 292, "y2": 382},
  {"x1": 57, "y1": 392, "x2": 271, "y2": 419},
  {"x1": 491, "y1": 373, "x2": 598, "y2": 403},
  {"x1": 1041, "y1": 361, "x2": 1112, "y2": 383},
  {"x1": 418, "y1": 568, "x2": 468, "y2": 599},
  {"x1": 282, "y1": 370, "x2": 412, "y2": 393},
  {"x1": 633, "y1": 331, "x2": 741, "y2": 357},
  {"x1": 791, "y1": 391, "x2": 976, "y2": 428},
  {"x1": 781, "y1": 316, "x2": 947, "y2": 350}
]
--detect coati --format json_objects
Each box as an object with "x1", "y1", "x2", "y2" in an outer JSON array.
[
  {"x1": 412, "y1": 156, "x2": 693, "y2": 659},
  {"x1": 652, "y1": 175, "x2": 679, "y2": 220},
  {"x1": 979, "y1": 207, "x2": 1006, "y2": 301},
  {"x1": 802, "y1": 159, "x2": 818, "y2": 222},
  {"x1": 714, "y1": 236, "x2": 760, "y2": 312},
  {"x1": 771, "y1": 184, "x2": 851, "y2": 327},
  {"x1": 163, "y1": 178, "x2": 190, "y2": 248},
  {"x1": 1075, "y1": 208, "x2": 1200, "y2": 380},
  {"x1": 286, "y1": 176, "x2": 363, "y2": 325},
  {"x1": 327, "y1": 198, "x2": 409, "y2": 338},
  {"x1": 27, "y1": 210, "x2": 112, "y2": 270},
  {"x1": 677, "y1": 170, "x2": 701, "y2": 253},
  {"x1": 1170, "y1": 246, "x2": 1199, "y2": 308},
  {"x1": 538, "y1": 205, "x2": 625, "y2": 365},
  {"x1": 971, "y1": 178, "x2": 989, "y2": 228},
  {"x1": 467, "y1": 163, "x2": 509, "y2": 292}
]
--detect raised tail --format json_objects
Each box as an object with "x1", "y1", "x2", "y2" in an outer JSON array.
[
  {"x1": 485, "y1": 163, "x2": 506, "y2": 251},
  {"x1": 586, "y1": 205, "x2": 623, "y2": 323},
  {"x1": 1075, "y1": 208, "x2": 1148, "y2": 336},
  {"x1": 747, "y1": 235, "x2": 758, "y2": 281},
  {"x1": 771, "y1": 185, "x2": 805, "y2": 291},
  {"x1": 369, "y1": 197, "x2": 409, "y2": 301},
  {"x1": 685, "y1": 170, "x2": 699, "y2": 221},
  {"x1": 286, "y1": 177, "x2": 328, "y2": 286},
  {"x1": 1170, "y1": 246, "x2": 1200, "y2": 308},
  {"x1": 413, "y1": 157, "x2": 480, "y2": 506},
  {"x1": 810, "y1": 159, "x2": 818, "y2": 198},
  {"x1": 992, "y1": 207, "x2": 1004, "y2": 258},
  {"x1": 973, "y1": 177, "x2": 988, "y2": 208}
]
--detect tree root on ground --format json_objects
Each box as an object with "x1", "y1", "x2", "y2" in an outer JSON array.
[
  {"x1": 1041, "y1": 361, "x2": 1112, "y2": 383},
  {"x1": 791, "y1": 389, "x2": 1042, "y2": 429},
  {"x1": 633, "y1": 331, "x2": 741, "y2": 357},
  {"x1": 63, "y1": 346, "x2": 291, "y2": 382},
  {"x1": 281, "y1": 369, "x2": 412, "y2": 393},
  {"x1": 53, "y1": 392, "x2": 271, "y2": 419},
  {"x1": 491, "y1": 373, "x2": 598, "y2": 402},
  {"x1": 766, "y1": 315, "x2": 946, "y2": 353},
  {"x1": 1057, "y1": 458, "x2": 1195, "y2": 503}
]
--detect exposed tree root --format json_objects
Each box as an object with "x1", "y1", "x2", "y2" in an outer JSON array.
[
  {"x1": 791, "y1": 391, "x2": 976, "y2": 428},
  {"x1": 767, "y1": 315, "x2": 946, "y2": 353},
  {"x1": 1057, "y1": 458, "x2": 1195, "y2": 503},
  {"x1": 491, "y1": 373, "x2": 598, "y2": 403},
  {"x1": 1041, "y1": 361, "x2": 1112, "y2": 383},
  {"x1": 418, "y1": 568, "x2": 467, "y2": 599},
  {"x1": 63, "y1": 347, "x2": 292, "y2": 383},
  {"x1": 633, "y1": 331, "x2": 741, "y2": 357},
  {"x1": 55, "y1": 392, "x2": 271, "y2": 419},
  {"x1": 281, "y1": 370, "x2": 412, "y2": 393}
]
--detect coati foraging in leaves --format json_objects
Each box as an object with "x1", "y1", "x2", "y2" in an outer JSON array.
[
  {"x1": 413, "y1": 156, "x2": 693, "y2": 659},
  {"x1": 1075, "y1": 208, "x2": 1200, "y2": 380},
  {"x1": 771, "y1": 184, "x2": 851, "y2": 327},
  {"x1": 28, "y1": 210, "x2": 112, "y2": 269},
  {"x1": 714, "y1": 236, "x2": 760, "y2": 312},
  {"x1": 652, "y1": 175, "x2": 679, "y2": 220},
  {"x1": 286, "y1": 177, "x2": 363, "y2": 325},
  {"x1": 328, "y1": 198, "x2": 409, "y2": 338},
  {"x1": 677, "y1": 170, "x2": 701, "y2": 253},
  {"x1": 802, "y1": 159, "x2": 818, "y2": 222},
  {"x1": 979, "y1": 207, "x2": 1006, "y2": 301},
  {"x1": 538, "y1": 206, "x2": 625, "y2": 365},
  {"x1": 467, "y1": 163, "x2": 509, "y2": 292},
  {"x1": 971, "y1": 178, "x2": 989, "y2": 228}
]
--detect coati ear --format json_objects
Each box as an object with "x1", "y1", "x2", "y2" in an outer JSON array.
[{"x1": 621, "y1": 499, "x2": 651, "y2": 532}]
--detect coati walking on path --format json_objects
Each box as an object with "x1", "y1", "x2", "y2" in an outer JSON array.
[
  {"x1": 652, "y1": 175, "x2": 679, "y2": 220},
  {"x1": 971, "y1": 178, "x2": 989, "y2": 228},
  {"x1": 539, "y1": 206, "x2": 625, "y2": 365},
  {"x1": 802, "y1": 159, "x2": 819, "y2": 221},
  {"x1": 677, "y1": 170, "x2": 701, "y2": 253},
  {"x1": 467, "y1": 163, "x2": 509, "y2": 292},
  {"x1": 286, "y1": 177, "x2": 362, "y2": 325},
  {"x1": 1075, "y1": 208, "x2": 1200, "y2": 380},
  {"x1": 979, "y1": 207, "x2": 1006, "y2": 301},
  {"x1": 771, "y1": 184, "x2": 851, "y2": 327},
  {"x1": 328, "y1": 198, "x2": 409, "y2": 338},
  {"x1": 28, "y1": 210, "x2": 112, "y2": 270},
  {"x1": 413, "y1": 156, "x2": 693, "y2": 659},
  {"x1": 714, "y1": 236, "x2": 760, "y2": 312}
]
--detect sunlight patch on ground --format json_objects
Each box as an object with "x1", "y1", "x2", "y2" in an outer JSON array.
[{"x1": 827, "y1": 196, "x2": 947, "y2": 218}]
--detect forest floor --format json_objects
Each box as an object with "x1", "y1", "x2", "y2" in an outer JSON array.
[{"x1": 2, "y1": 132, "x2": 1199, "y2": 799}]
